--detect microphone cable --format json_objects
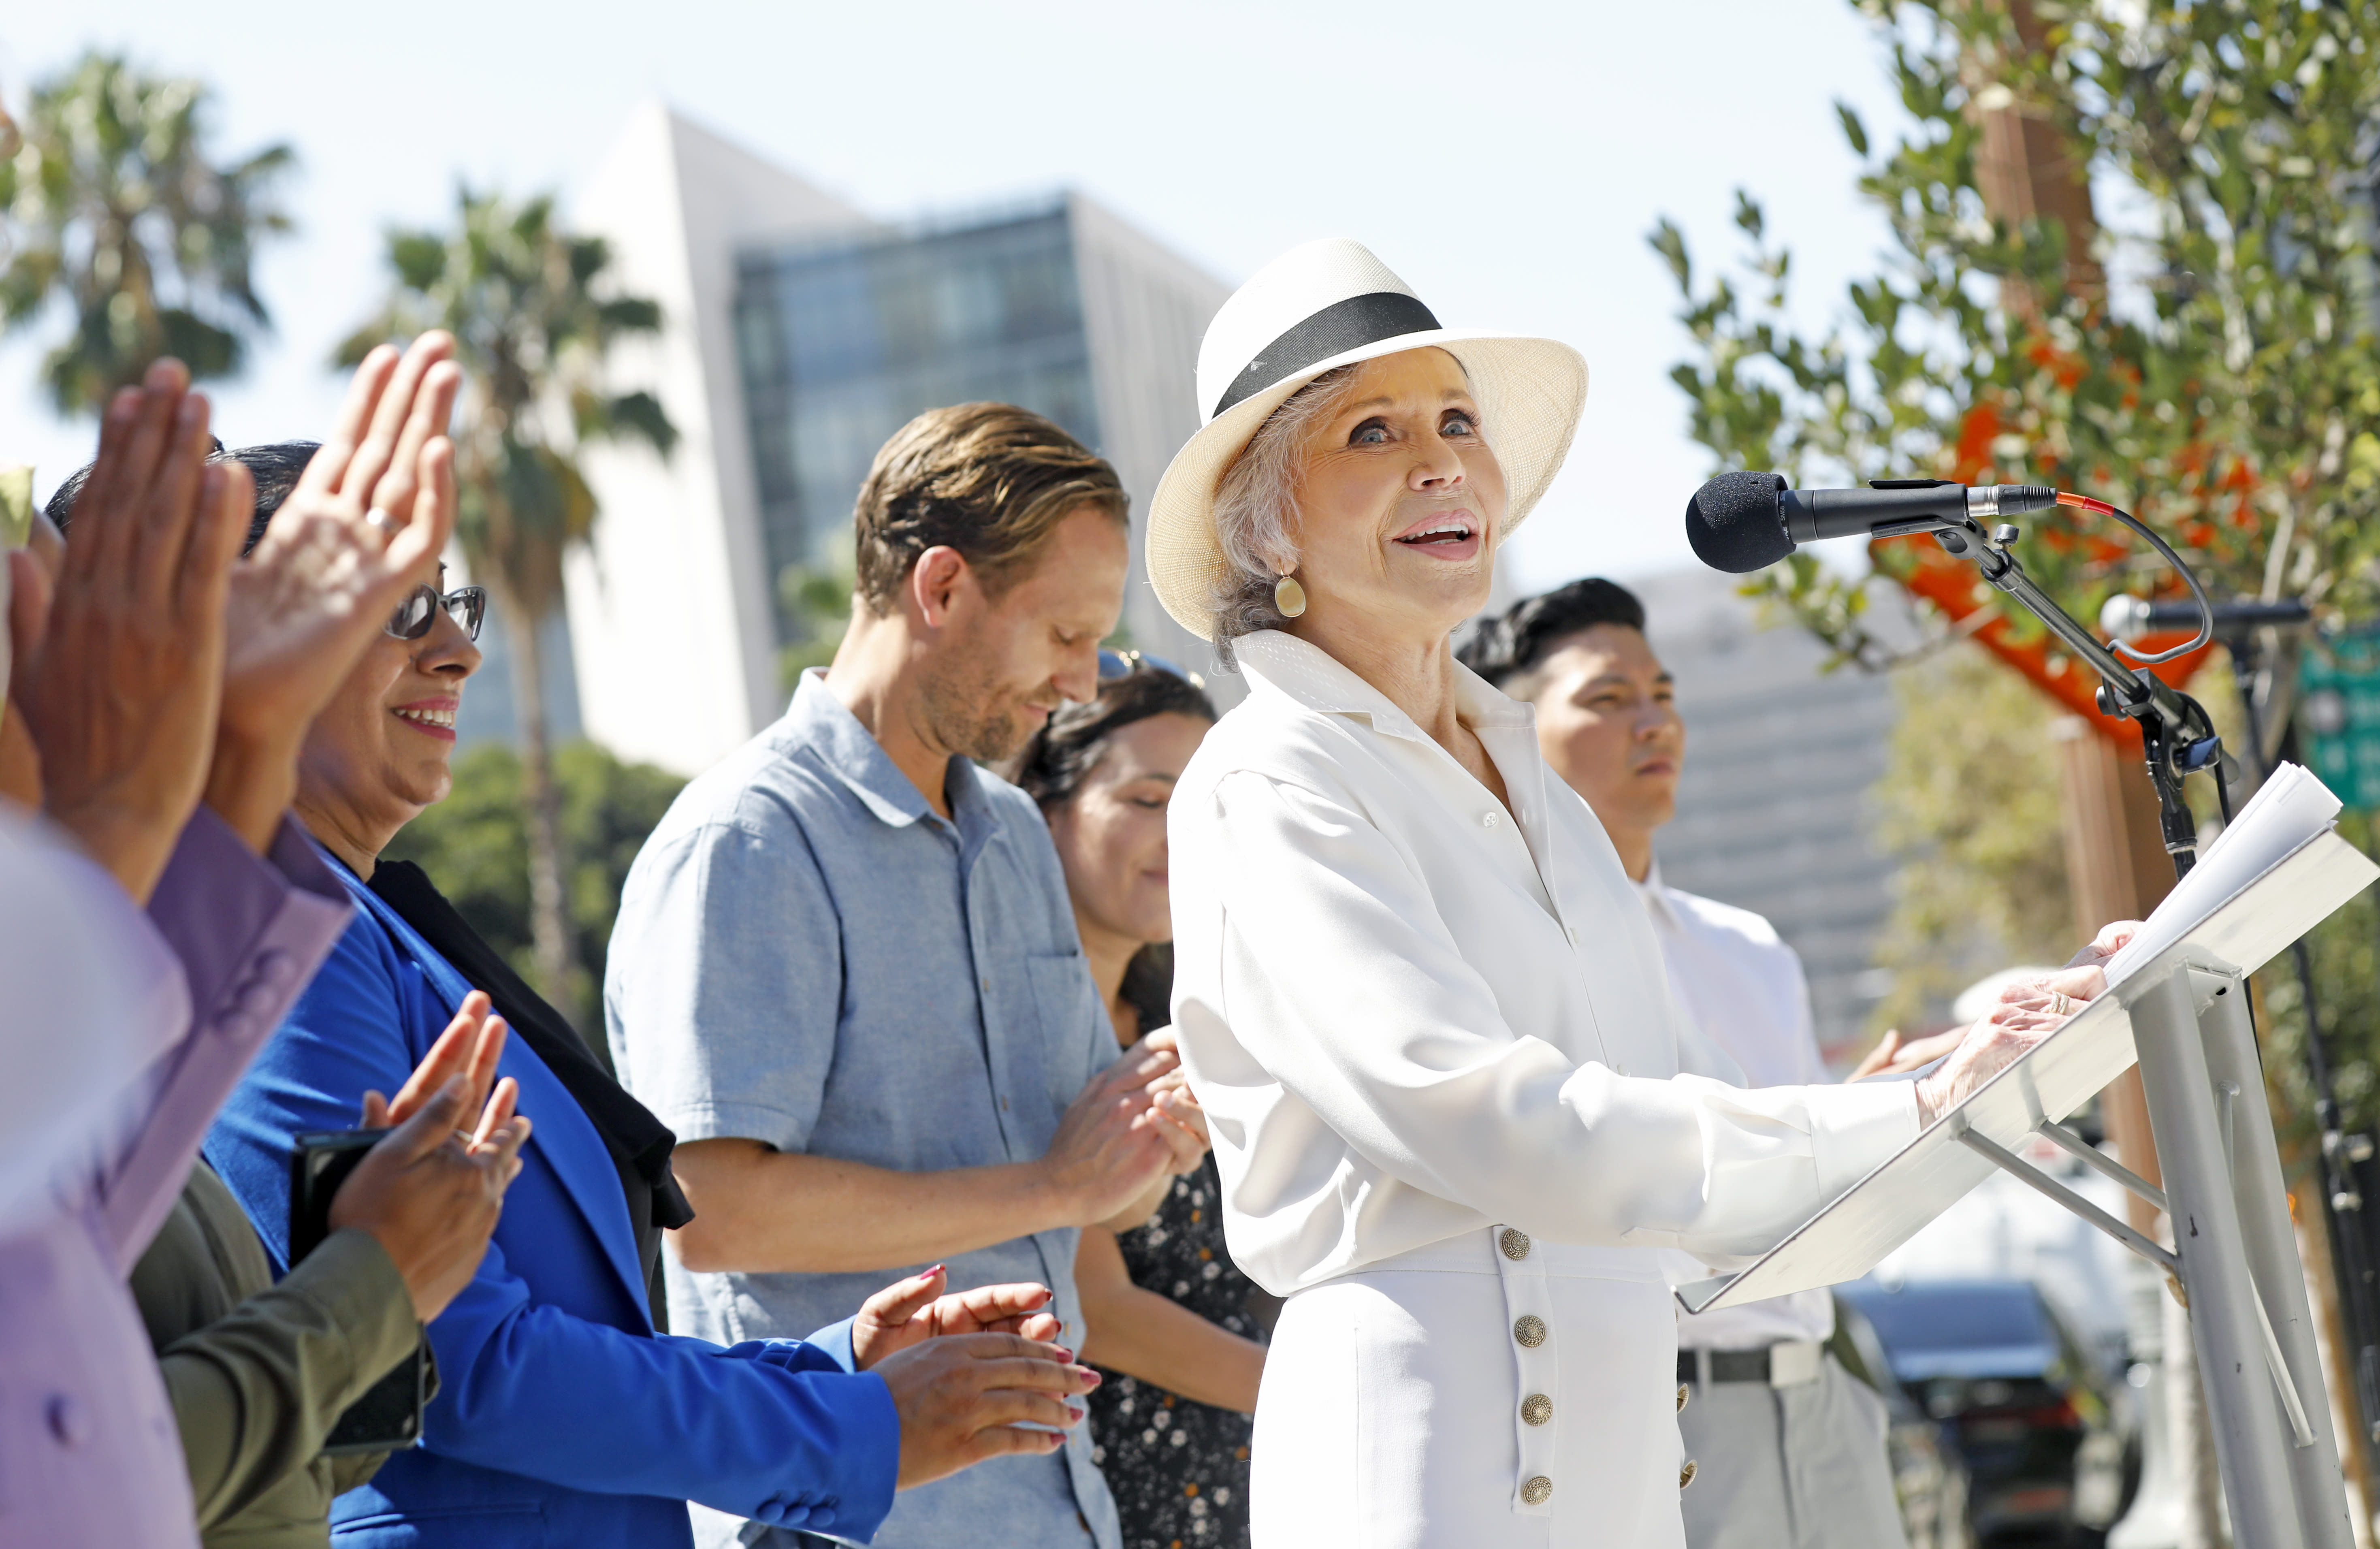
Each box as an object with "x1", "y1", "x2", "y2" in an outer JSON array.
[{"x1": 2053, "y1": 490, "x2": 2215, "y2": 666}]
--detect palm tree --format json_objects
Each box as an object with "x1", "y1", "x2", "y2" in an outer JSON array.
[
  {"x1": 0, "y1": 52, "x2": 292, "y2": 414},
  {"x1": 343, "y1": 187, "x2": 674, "y2": 1021}
]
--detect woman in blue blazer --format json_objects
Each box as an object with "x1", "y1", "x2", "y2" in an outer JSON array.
[{"x1": 200, "y1": 428, "x2": 1095, "y2": 1547}]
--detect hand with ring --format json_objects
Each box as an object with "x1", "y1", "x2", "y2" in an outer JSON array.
[{"x1": 1911, "y1": 920, "x2": 2143, "y2": 1125}]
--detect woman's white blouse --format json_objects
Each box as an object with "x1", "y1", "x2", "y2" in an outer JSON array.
[{"x1": 1167, "y1": 631, "x2": 1920, "y2": 1297}]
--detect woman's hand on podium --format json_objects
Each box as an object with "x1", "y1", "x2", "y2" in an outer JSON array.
[{"x1": 1911, "y1": 920, "x2": 2142, "y2": 1126}]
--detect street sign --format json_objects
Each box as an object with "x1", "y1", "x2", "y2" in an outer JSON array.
[{"x1": 2300, "y1": 636, "x2": 2380, "y2": 811}]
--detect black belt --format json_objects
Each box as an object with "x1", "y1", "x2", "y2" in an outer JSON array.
[{"x1": 1677, "y1": 1348, "x2": 1774, "y2": 1384}]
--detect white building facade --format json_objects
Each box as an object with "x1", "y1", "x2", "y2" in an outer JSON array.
[
  {"x1": 1632, "y1": 567, "x2": 1904, "y2": 1060},
  {"x1": 557, "y1": 104, "x2": 1226, "y2": 777}
]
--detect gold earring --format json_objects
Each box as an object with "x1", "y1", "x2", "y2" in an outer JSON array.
[{"x1": 1273, "y1": 573, "x2": 1307, "y2": 619}]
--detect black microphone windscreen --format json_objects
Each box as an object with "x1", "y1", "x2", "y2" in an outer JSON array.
[{"x1": 1687, "y1": 471, "x2": 1793, "y2": 574}]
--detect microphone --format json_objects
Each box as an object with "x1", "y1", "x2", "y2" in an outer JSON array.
[
  {"x1": 1685, "y1": 472, "x2": 2060, "y2": 574},
  {"x1": 2101, "y1": 594, "x2": 2309, "y2": 640}
]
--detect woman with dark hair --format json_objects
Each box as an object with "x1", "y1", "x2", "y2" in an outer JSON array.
[
  {"x1": 1015, "y1": 655, "x2": 1269, "y2": 1549},
  {"x1": 193, "y1": 389, "x2": 1101, "y2": 1545}
]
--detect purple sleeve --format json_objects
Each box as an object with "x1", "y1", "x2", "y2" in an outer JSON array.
[{"x1": 98, "y1": 810, "x2": 350, "y2": 1262}]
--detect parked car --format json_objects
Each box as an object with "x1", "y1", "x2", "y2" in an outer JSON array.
[{"x1": 1839, "y1": 1278, "x2": 2130, "y2": 1547}]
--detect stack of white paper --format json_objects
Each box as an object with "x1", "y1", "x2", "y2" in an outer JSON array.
[{"x1": 2101, "y1": 762, "x2": 2344, "y2": 985}]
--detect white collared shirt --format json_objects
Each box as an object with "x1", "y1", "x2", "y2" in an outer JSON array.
[
  {"x1": 1634, "y1": 864, "x2": 1839, "y2": 1348},
  {"x1": 1167, "y1": 631, "x2": 1920, "y2": 1295}
]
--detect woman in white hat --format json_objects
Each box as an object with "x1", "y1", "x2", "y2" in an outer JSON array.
[{"x1": 1148, "y1": 238, "x2": 2124, "y2": 1547}]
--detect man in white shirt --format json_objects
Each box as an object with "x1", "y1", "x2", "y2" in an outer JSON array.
[{"x1": 1461, "y1": 579, "x2": 1908, "y2": 1549}]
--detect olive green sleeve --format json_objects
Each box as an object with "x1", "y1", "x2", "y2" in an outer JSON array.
[{"x1": 156, "y1": 1227, "x2": 422, "y2": 1529}]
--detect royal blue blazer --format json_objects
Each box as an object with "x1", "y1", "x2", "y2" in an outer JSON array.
[{"x1": 207, "y1": 858, "x2": 900, "y2": 1548}]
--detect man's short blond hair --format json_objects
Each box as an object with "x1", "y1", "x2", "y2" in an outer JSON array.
[{"x1": 852, "y1": 403, "x2": 1128, "y2": 615}]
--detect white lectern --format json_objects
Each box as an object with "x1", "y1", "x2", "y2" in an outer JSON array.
[{"x1": 1678, "y1": 826, "x2": 2380, "y2": 1549}]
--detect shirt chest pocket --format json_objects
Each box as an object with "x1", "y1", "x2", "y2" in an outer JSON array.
[{"x1": 1019, "y1": 952, "x2": 1104, "y2": 1127}]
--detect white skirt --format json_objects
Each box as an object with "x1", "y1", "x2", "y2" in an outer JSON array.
[{"x1": 1251, "y1": 1228, "x2": 1688, "y2": 1549}]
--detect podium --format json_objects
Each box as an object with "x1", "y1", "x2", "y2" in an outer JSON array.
[{"x1": 1676, "y1": 826, "x2": 2380, "y2": 1549}]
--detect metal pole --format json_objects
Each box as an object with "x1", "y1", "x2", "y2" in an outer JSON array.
[
  {"x1": 2133, "y1": 964, "x2": 2304, "y2": 1545},
  {"x1": 2230, "y1": 634, "x2": 2380, "y2": 1463},
  {"x1": 2199, "y1": 967, "x2": 2360, "y2": 1546}
]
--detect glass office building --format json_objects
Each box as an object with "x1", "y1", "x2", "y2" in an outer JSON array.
[
  {"x1": 736, "y1": 201, "x2": 1105, "y2": 632},
  {"x1": 570, "y1": 108, "x2": 1226, "y2": 775}
]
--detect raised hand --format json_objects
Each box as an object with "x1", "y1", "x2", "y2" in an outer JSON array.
[
  {"x1": 1137, "y1": 1027, "x2": 1211, "y2": 1162},
  {"x1": 207, "y1": 334, "x2": 463, "y2": 849},
  {"x1": 872, "y1": 1331, "x2": 1100, "y2": 1490},
  {"x1": 362, "y1": 990, "x2": 511, "y2": 1131},
  {"x1": 848, "y1": 1267, "x2": 1064, "y2": 1370},
  {"x1": 363, "y1": 990, "x2": 525, "y2": 1162},
  {"x1": 15, "y1": 361, "x2": 249, "y2": 901},
  {"x1": 330, "y1": 1072, "x2": 530, "y2": 1323},
  {"x1": 1039, "y1": 1041, "x2": 1185, "y2": 1228}
]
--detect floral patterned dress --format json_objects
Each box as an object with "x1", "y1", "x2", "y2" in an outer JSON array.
[
  {"x1": 1089, "y1": 1154, "x2": 1270, "y2": 1549},
  {"x1": 1090, "y1": 950, "x2": 1272, "y2": 1549}
]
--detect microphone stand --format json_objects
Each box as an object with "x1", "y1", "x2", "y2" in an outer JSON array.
[
  {"x1": 2221, "y1": 612, "x2": 2380, "y2": 1461},
  {"x1": 1908, "y1": 511, "x2": 2367, "y2": 1545},
  {"x1": 1899, "y1": 512, "x2": 2227, "y2": 879}
]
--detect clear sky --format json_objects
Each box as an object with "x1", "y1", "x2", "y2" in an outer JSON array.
[{"x1": 0, "y1": 0, "x2": 1912, "y2": 590}]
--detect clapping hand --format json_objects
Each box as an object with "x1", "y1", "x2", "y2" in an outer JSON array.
[
  {"x1": 848, "y1": 1265, "x2": 1065, "y2": 1370},
  {"x1": 331, "y1": 990, "x2": 531, "y2": 1323},
  {"x1": 1133, "y1": 1027, "x2": 1210, "y2": 1163},
  {"x1": 207, "y1": 335, "x2": 463, "y2": 849},
  {"x1": 873, "y1": 1326, "x2": 1100, "y2": 1489},
  {"x1": 8, "y1": 362, "x2": 251, "y2": 901},
  {"x1": 1043, "y1": 1035, "x2": 1203, "y2": 1228},
  {"x1": 362, "y1": 988, "x2": 521, "y2": 1146},
  {"x1": 846, "y1": 1266, "x2": 1101, "y2": 1490},
  {"x1": 6, "y1": 336, "x2": 467, "y2": 885}
]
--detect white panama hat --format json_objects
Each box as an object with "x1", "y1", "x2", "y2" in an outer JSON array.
[{"x1": 1146, "y1": 237, "x2": 1588, "y2": 641}]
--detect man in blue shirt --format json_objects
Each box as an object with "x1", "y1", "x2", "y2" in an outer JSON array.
[{"x1": 608, "y1": 403, "x2": 1205, "y2": 1549}]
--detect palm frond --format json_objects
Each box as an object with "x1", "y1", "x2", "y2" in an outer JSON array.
[
  {"x1": 595, "y1": 296, "x2": 663, "y2": 337},
  {"x1": 4, "y1": 49, "x2": 293, "y2": 413},
  {"x1": 576, "y1": 388, "x2": 678, "y2": 457}
]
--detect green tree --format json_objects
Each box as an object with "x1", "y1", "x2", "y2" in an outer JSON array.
[
  {"x1": 381, "y1": 739, "x2": 686, "y2": 1041},
  {"x1": 343, "y1": 188, "x2": 674, "y2": 1018},
  {"x1": 1656, "y1": 0, "x2": 2380, "y2": 661},
  {"x1": 1868, "y1": 642, "x2": 2075, "y2": 1031},
  {"x1": 1653, "y1": 0, "x2": 2380, "y2": 1118},
  {"x1": 0, "y1": 52, "x2": 292, "y2": 414},
  {"x1": 776, "y1": 528, "x2": 857, "y2": 691}
]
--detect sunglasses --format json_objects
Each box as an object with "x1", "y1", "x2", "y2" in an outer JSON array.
[
  {"x1": 1097, "y1": 647, "x2": 1200, "y2": 687},
  {"x1": 386, "y1": 584, "x2": 488, "y2": 642}
]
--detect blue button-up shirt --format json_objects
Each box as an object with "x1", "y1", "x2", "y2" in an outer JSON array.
[{"x1": 607, "y1": 670, "x2": 1120, "y2": 1549}]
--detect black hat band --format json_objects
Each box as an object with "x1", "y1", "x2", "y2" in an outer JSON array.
[{"x1": 1211, "y1": 291, "x2": 1444, "y2": 419}]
